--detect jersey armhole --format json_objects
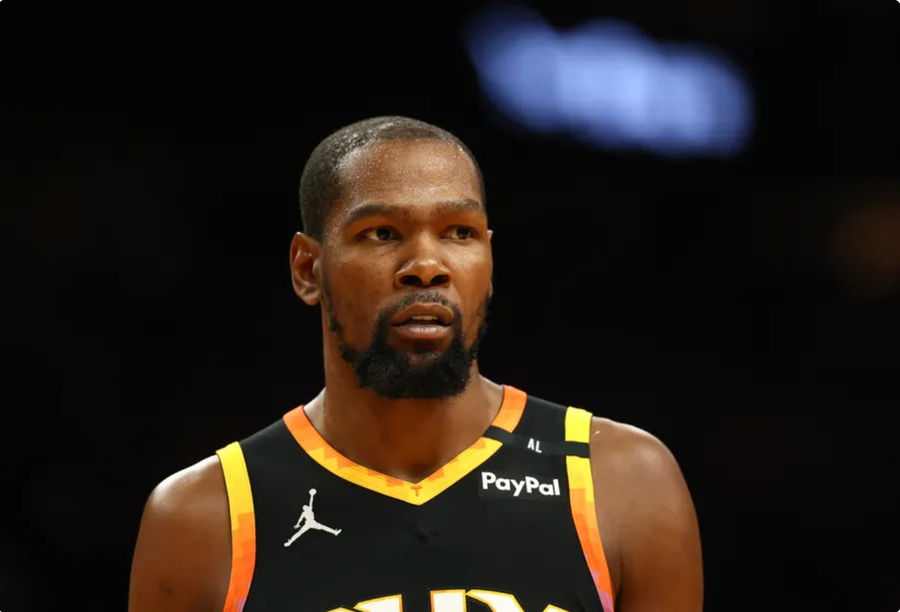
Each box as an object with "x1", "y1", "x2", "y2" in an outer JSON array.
[
  {"x1": 216, "y1": 442, "x2": 257, "y2": 612},
  {"x1": 564, "y1": 408, "x2": 616, "y2": 612}
]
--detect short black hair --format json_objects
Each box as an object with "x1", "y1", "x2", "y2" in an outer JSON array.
[{"x1": 298, "y1": 116, "x2": 484, "y2": 240}]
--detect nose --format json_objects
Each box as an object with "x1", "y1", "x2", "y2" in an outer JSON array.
[{"x1": 394, "y1": 235, "x2": 451, "y2": 289}]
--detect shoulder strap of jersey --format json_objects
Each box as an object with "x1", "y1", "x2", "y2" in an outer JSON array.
[
  {"x1": 564, "y1": 407, "x2": 616, "y2": 612},
  {"x1": 482, "y1": 424, "x2": 590, "y2": 457},
  {"x1": 216, "y1": 442, "x2": 256, "y2": 612},
  {"x1": 483, "y1": 391, "x2": 589, "y2": 456}
]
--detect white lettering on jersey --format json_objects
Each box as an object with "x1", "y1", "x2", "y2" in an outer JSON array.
[
  {"x1": 327, "y1": 590, "x2": 570, "y2": 612},
  {"x1": 480, "y1": 471, "x2": 561, "y2": 498}
]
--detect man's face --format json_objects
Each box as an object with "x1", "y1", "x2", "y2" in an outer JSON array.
[{"x1": 318, "y1": 139, "x2": 493, "y2": 398}]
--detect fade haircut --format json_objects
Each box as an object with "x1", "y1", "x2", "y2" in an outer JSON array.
[{"x1": 298, "y1": 116, "x2": 485, "y2": 240}]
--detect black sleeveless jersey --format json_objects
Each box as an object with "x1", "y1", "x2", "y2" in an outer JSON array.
[{"x1": 215, "y1": 385, "x2": 615, "y2": 612}]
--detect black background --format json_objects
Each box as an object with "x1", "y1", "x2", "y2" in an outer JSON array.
[{"x1": 2, "y1": 1, "x2": 899, "y2": 610}]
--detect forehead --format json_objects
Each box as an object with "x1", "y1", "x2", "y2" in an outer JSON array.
[{"x1": 334, "y1": 139, "x2": 483, "y2": 217}]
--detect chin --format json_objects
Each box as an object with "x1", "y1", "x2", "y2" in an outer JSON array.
[{"x1": 405, "y1": 350, "x2": 444, "y2": 365}]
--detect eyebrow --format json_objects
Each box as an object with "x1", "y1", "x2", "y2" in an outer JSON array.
[{"x1": 342, "y1": 198, "x2": 484, "y2": 227}]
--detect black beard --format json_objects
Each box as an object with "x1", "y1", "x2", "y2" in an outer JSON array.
[{"x1": 325, "y1": 289, "x2": 490, "y2": 399}]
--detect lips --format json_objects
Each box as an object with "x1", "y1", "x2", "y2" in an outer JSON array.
[
  {"x1": 389, "y1": 303, "x2": 454, "y2": 327},
  {"x1": 387, "y1": 303, "x2": 455, "y2": 342}
]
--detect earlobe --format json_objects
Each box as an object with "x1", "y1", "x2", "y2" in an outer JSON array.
[
  {"x1": 290, "y1": 232, "x2": 322, "y2": 306},
  {"x1": 487, "y1": 229, "x2": 493, "y2": 242}
]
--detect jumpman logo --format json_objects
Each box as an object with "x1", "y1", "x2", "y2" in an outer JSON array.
[{"x1": 283, "y1": 488, "x2": 341, "y2": 547}]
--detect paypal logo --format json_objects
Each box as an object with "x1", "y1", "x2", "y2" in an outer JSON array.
[{"x1": 480, "y1": 471, "x2": 562, "y2": 501}]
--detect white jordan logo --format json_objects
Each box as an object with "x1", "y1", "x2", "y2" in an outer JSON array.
[{"x1": 283, "y1": 488, "x2": 341, "y2": 547}]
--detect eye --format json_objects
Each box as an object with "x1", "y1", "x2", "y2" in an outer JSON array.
[
  {"x1": 445, "y1": 226, "x2": 477, "y2": 241},
  {"x1": 360, "y1": 227, "x2": 399, "y2": 242}
]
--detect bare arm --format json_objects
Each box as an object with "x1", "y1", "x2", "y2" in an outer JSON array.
[
  {"x1": 129, "y1": 455, "x2": 231, "y2": 612},
  {"x1": 590, "y1": 418, "x2": 703, "y2": 612}
]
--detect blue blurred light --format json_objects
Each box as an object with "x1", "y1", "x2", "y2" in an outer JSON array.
[{"x1": 463, "y1": 5, "x2": 754, "y2": 157}]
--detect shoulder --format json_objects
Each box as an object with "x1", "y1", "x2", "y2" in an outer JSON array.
[
  {"x1": 587, "y1": 416, "x2": 684, "y2": 483},
  {"x1": 146, "y1": 455, "x2": 228, "y2": 521},
  {"x1": 586, "y1": 415, "x2": 694, "y2": 534},
  {"x1": 129, "y1": 455, "x2": 231, "y2": 612},
  {"x1": 586, "y1": 416, "x2": 703, "y2": 610}
]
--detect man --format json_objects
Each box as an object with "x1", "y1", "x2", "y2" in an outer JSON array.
[{"x1": 129, "y1": 116, "x2": 702, "y2": 612}]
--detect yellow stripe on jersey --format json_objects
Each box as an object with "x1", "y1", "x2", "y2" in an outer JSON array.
[
  {"x1": 564, "y1": 407, "x2": 615, "y2": 612},
  {"x1": 216, "y1": 442, "x2": 256, "y2": 612}
]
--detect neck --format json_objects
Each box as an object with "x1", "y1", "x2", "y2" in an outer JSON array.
[{"x1": 305, "y1": 344, "x2": 504, "y2": 483}]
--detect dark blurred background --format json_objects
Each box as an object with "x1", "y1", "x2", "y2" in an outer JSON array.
[{"x1": 2, "y1": 0, "x2": 899, "y2": 610}]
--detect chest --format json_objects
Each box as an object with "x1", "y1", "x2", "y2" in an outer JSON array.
[{"x1": 244, "y1": 449, "x2": 601, "y2": 611}]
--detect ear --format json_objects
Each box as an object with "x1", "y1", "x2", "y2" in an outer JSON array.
[
  {"x1": 487, "y1": 229, "x2": 493, "y2": 242},
  {"x1": 290, "y1": 232, "x2": 322, "y2": 305}
]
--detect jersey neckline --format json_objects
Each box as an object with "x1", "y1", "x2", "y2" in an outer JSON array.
[{"x1": 281, "y1": 385, "x2": 526, "y2": 506}]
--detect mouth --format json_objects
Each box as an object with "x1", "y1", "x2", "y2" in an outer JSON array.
[
  {"x1": 390, "y1": 303, "x2": 454, "y2": 327},
  {"x1": 389, "y1": 303, "x2": 454, "y2": 340}
]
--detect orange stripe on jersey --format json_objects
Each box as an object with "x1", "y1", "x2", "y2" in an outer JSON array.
[
  {"x1": 565, "y1": 407, "x2": 615, "y2": 612},
  {"x1": 216, "y1": 442, "x2": 256, "y2": 612},
  {"x1": 282, "y1": 384, "x2": 526, "y2": 506},
  {"x1": 491, "y1": 385, "x2": 526, "y2": 432}
]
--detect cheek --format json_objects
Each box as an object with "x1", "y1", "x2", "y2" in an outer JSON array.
[
  {"x1": 459, "y1": 250, "x2": 493, "y2": 292},
  {"x1": 457, "y1": 256, "x2": 493, "y2": 332},
  {"x1": 326, "y1": 260, "x2": 390, "y2": 336}
]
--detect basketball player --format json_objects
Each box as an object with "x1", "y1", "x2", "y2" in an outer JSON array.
[{"x1": 129, "y1": 117, "x2": 703, "y2": 612}]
